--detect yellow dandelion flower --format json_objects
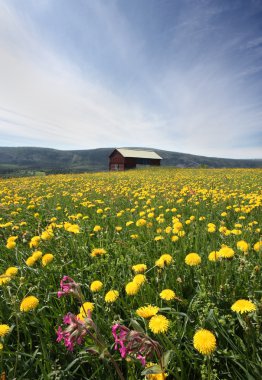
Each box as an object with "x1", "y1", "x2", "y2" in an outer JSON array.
[
  {"x1": 40, "y1": 230, "x2": 54, "y2": 240},
  {"x1": 185, "y1": 253, "x2": 201, "y2": 266},
  {"x1": 161, "y1": 254, "x2": 172, "y2": 264},
  {"x1": 231, "y1": 228, "x2": 242, "y2": 235},
  {"x1": 0, "y1": 274, "x2": 11, "y2": 286},
  {"x1": 6, "y1": 236, "x2": 18, "y2": 249},
  {"x1": 125, "y1": 281, "x2": 140, "y2": 295},
  {"x1": 136, "y1": 305, "x2": 159, "y2": 319},
  {"x1": 130, "y1": 234, "x2": 139, "y2": 239},
  {"x1": 207, "y1": 225, "x2": 216, "y2": 233},
  {"x1": 155, "y1": 258, "x2": 165, "y2": 268},
  {"x1": 32, "y1": 250, "x2": 43, "y2": 260},
  {"x1": 7, "y1": 236, "x2": 18, "y2": 242},
  {"x1": 219, "y1": 226, "x2": 228, "y2": 235},
  {"x1": 42, "y1": 253, "x2": 54, "y2": 267},
  {"x1": 136, "y1": 218, "x2": 147, "y2": 227},
  {"x1": 5, "y1": 267, "x2": 18, "y2": 276},
  {"x1": 67, "y1": 224, "x2": 80, "y2": 234},
  {"x1": 145, "y1": 363, "x2": 167, "y2": 379},
  {"x1": 165, "y1": 226, "x2": 172, "y2": 234},
  {"x1": 26, "y1": 256, "x2": 36, "y2": 267},
  {"x1": 20, "y1": 296, "x2": 39, "y2": 312},
  {"x1": 236, "y1": 240, "x2": 249, "y2": 252},
  {"x1": 105, "y1": 290, "x2": 119, "y2": 303},
  {"x1": 90, "y1": 280, "x2": 103, "y2": 292},
  {"x1": 29, "y1": 236, "x2": 40, "y2": 248},
  {"x1": 149, "y1": 315, "x2": 169, "y2": 334},
  {"x1": 93, "y1": 225, "x2": 102, "y2": 232},
  {"x1": 0, "y1": 324, "x2": 11, "y2": 337},
  {"x1": 6, "y1": 241, "x2": 16, "y2": 249},
  {"x1": 154, "y1": 235, "x2": 164, "y2": 241},
  {"x1": 91, "y1": 248, "x2": 107, "y2": 257},
  {"x1": 132, "y1": 264, "x2": 147, "y2": 273},
  {"x1": 208, "y1": 251, "x2": 219, "y2": 262},
  {"x1": 253, "y1": 241, "x2": 262, "y2": 252},
  {"x1": 231, "y1": 299, "x2": 256, "y2": 314},
  {"x1": 173, "y1": 221, "x2": 183, "y2": 233},
  {"x1": 80, "y1": 302, "x2": 94, "y2": 315},
  {"x1": 77, "y1": 313, "x2": 84, "y2": 321},
  {"x1": 218, "y1": 246, "x2": 234, "y2": 259},
  {"x1": 133, "y1": 274, "x2": 146, "y2": 285},
  {"x1": 159, "y1": 289, "x2": 176, "y2": 301},
  {"x1": 193, "y1": 329, "x2": 216, "y2": 355}
]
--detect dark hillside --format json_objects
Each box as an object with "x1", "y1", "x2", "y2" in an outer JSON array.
[{"x1": 0, "y1": 146, "x2": 261, "y2": 176}]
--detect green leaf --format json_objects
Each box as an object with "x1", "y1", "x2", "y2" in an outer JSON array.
[
  {"x1": 206, "y1": 309, "x2": 215, "y2": 321},
  {"x1": 85, "y1": 345, "x2": 100, "y2": 355},
  {"x1": 161, "y1": 350, "x2": 173, "y2": 368},
  {"x1": 159, "y1": 307, "x2": 172, "y2": 311},
  {"x1": 141, "y1": 365, "x2": 163, "y2": 376},
  {"x1": 129, "y1": 318, "x2": 145, "y2": 333},
  {"x1": 65, "y1": 357, "x2": 81, "y2": 371},
  {"x1": 99, "y1": 347, "x2": 109, "y2": 360}
]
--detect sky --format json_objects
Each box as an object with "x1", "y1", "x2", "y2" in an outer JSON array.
[{"x1": 0, "y1": 0, "x2": 262, "y2": 158}]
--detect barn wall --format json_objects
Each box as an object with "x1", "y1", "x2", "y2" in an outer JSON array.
[
  {"x1": 124, "y1": 158, "x2": 161, "y2": 169},
  {"x1": 109, "y1": 150, "x2": 125, "y2": 171},
  {"x1": 109, "y1": 150, "x2": 161, "y2": 171},
  {"x1": 149, "y1": 159, "x2": 161, "y2": 166},
  {"x1": 110, "y1": 163, "x2": 124, "y2": 171},
  {"x1": 124, "y1": 157, "x2": 136, "y2": 170}
]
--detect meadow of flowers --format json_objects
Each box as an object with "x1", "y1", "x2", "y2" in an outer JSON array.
[{"x1": 0, "y1": 168, "x2": 261, "y2": 379}]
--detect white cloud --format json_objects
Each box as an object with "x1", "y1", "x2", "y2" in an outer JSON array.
[
  {"x1": 0, "y1": 2, "x2": 169, "y2": 150},
  {"x1": 0, "y1": 0, "x2": 261, "y2": 159}
]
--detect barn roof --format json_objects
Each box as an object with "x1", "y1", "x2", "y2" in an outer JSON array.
[{"x1": 116, "y1": 148, "x2": 162, "y2": 159}]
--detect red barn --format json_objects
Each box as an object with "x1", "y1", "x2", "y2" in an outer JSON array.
[{"x1": 109, "y1": 148, "x2": 162, "y2": 171}]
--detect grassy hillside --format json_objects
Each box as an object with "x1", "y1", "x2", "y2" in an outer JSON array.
[{"x1": 0, "y1": 146, "x2": 261, "y2": 176}]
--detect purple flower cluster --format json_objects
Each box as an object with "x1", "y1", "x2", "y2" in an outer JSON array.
[
  {"x1": 56, "y1": 313, "x2": 88, "y2": 351},
  {"x1": 112, "y1": 324, "x2": 160, "y2": 366},
  {"x1": 57, "y1": 276, "x2": 81, "y2": 299}
]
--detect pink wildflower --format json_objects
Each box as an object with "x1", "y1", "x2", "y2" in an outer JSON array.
[
  {"x1": 57, "y1": 276, "x2": 81, "y2": 299},
  {"x1": 56, "y1": 313, "x2": 88, "y2": 351},
  {"x1": 112, "y1": 324, "x2": 161, "y2": 366}
]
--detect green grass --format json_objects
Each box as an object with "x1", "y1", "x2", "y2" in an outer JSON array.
[{"x1": 0, "y1": 168, "x2": 261, "y2": 379}]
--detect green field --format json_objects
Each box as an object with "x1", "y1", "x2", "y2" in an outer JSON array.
[{"x1": 0, "y1": 168, "x2": 261, "y2": 379}]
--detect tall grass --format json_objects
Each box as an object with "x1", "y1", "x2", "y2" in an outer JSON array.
[{"x1": 0, "y1": 168, "x2": 261, "y2": 379}]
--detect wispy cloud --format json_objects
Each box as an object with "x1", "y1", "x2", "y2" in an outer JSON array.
[
  {"x1": 0, "y1": 0, "x2": 261, "y2": 158},
  {"x1": 0, "y1": 1, "x2": 169, "y2": 149}
]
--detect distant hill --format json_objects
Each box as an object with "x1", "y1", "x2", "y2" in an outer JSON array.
[{"x1": 0, "y1": 146, "x2": 261, "y2": 177}]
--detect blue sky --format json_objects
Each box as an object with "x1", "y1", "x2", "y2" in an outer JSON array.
[{"x1": 0, "y1": 0, "x2": 261, "y2": 158}]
